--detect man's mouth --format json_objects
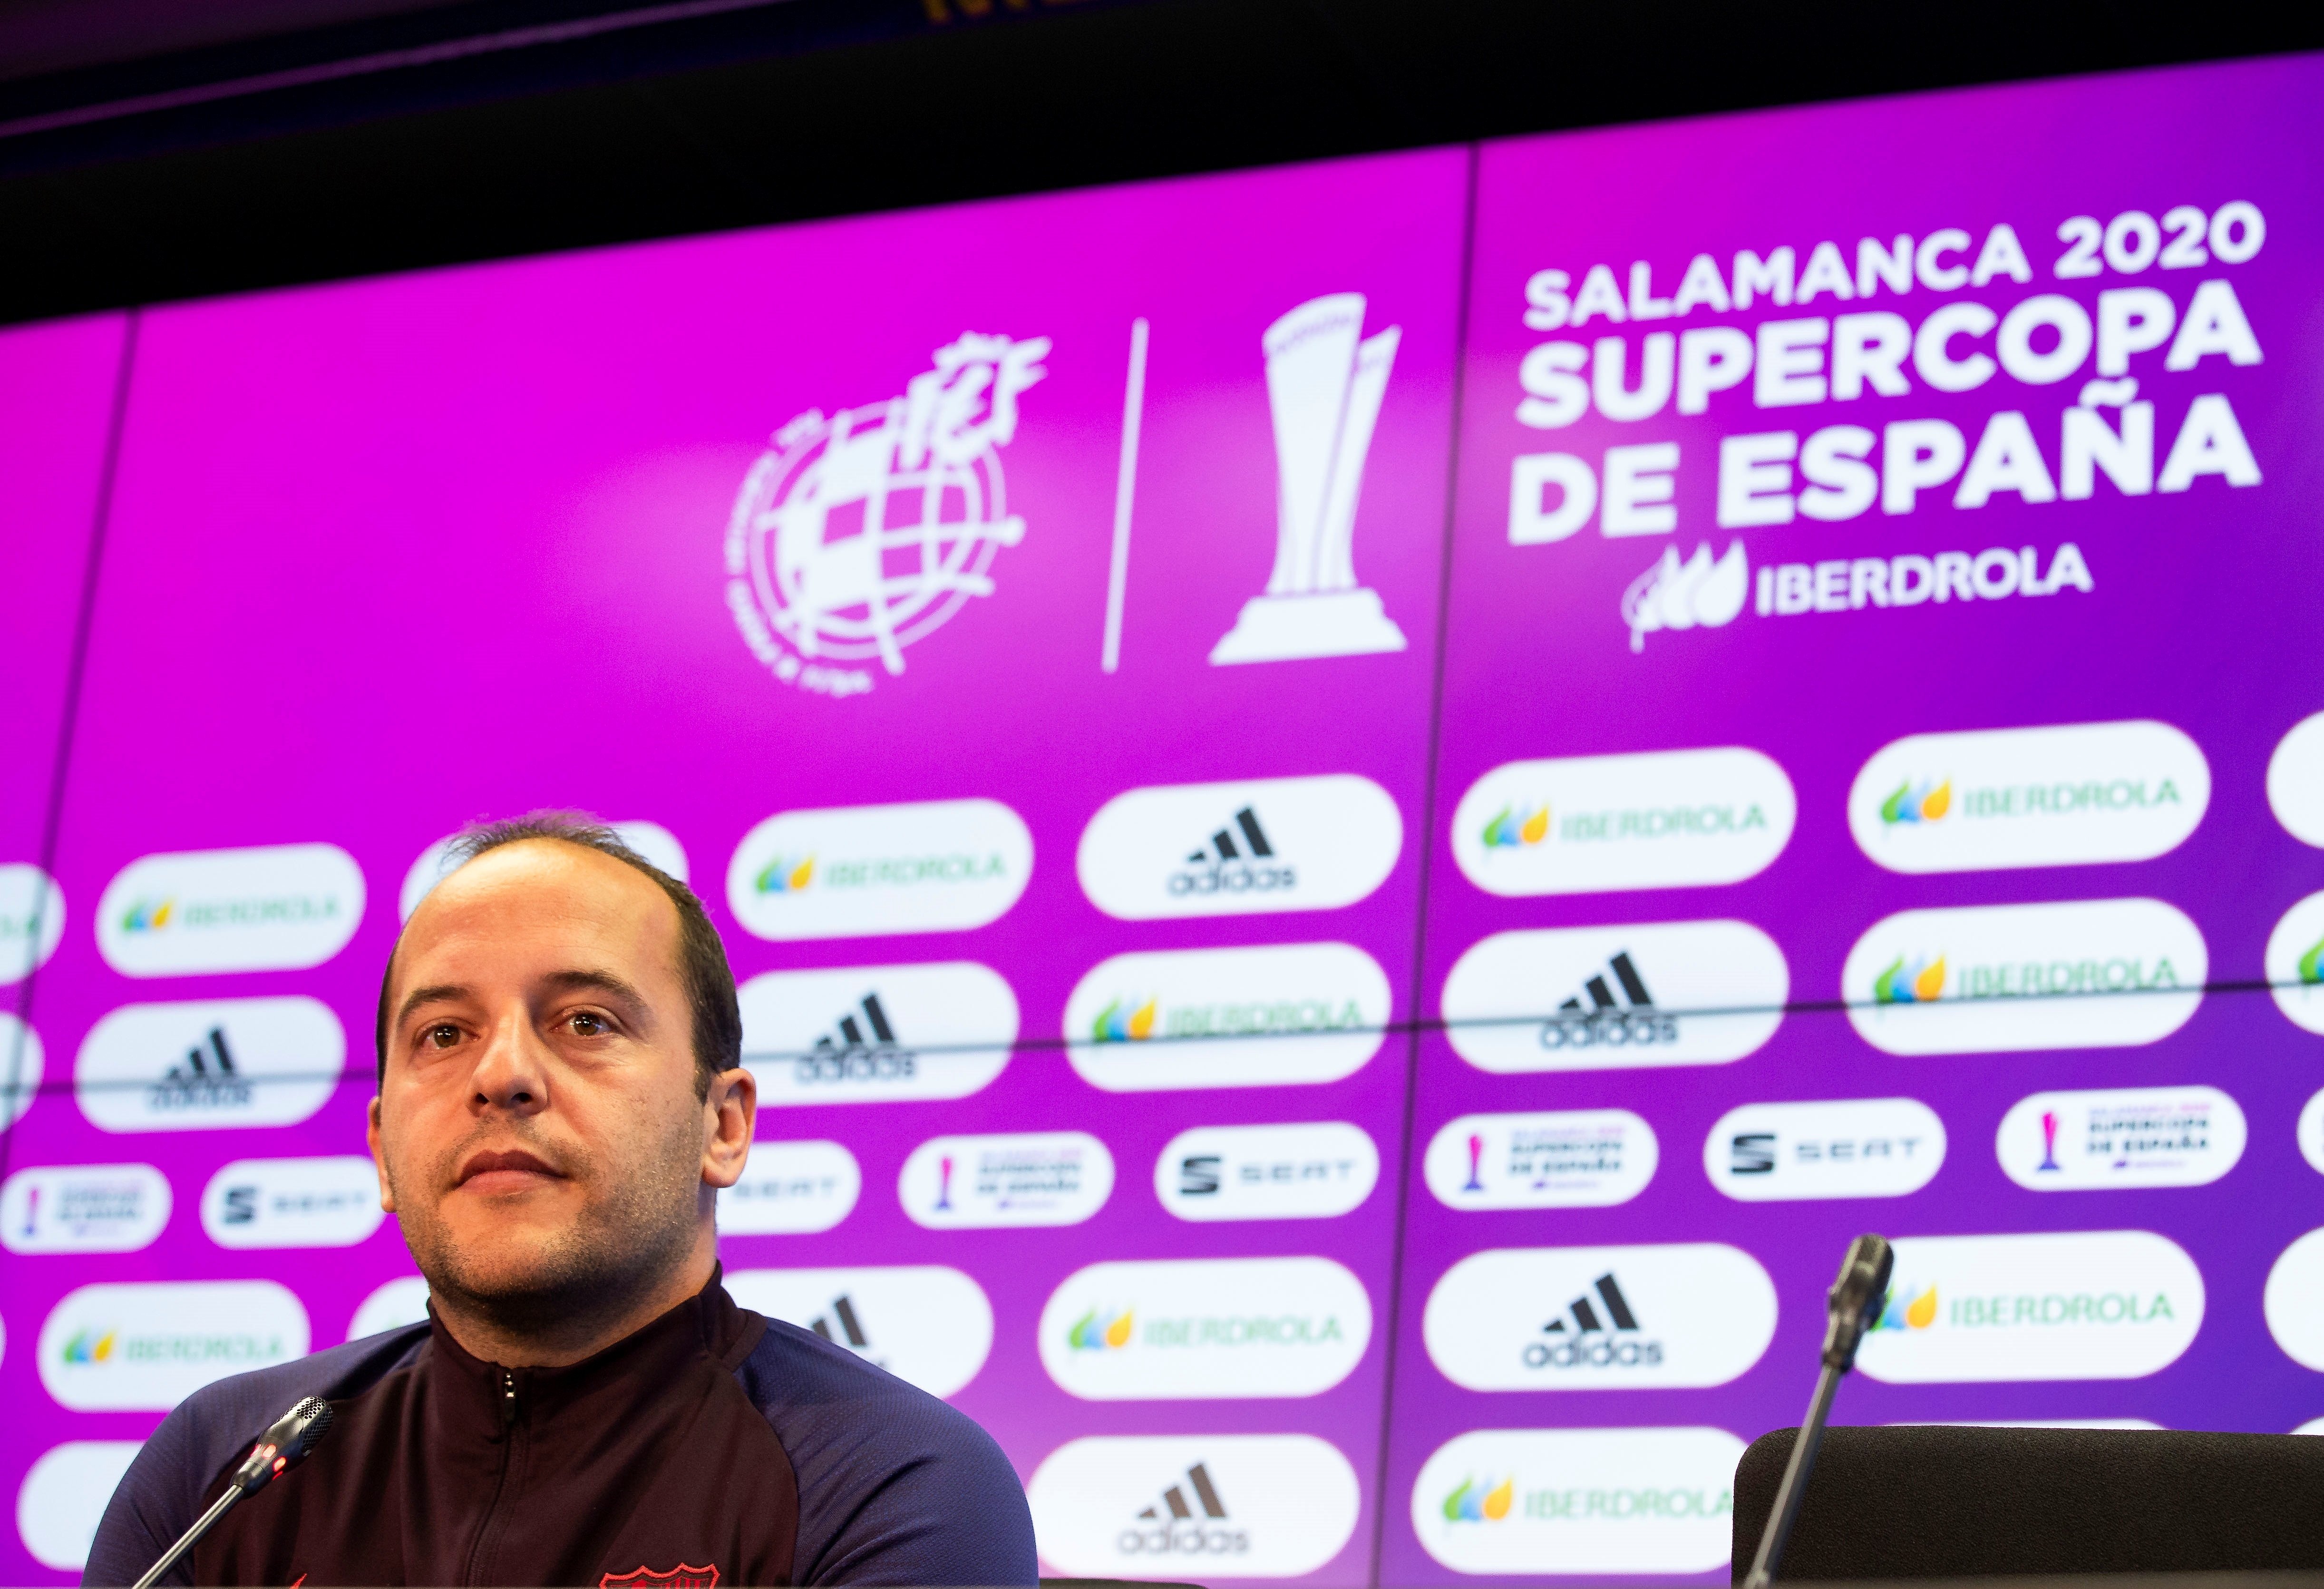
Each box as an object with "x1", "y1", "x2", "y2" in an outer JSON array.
[{"x1": 455, "y1": 1148, "x2": 566, "y2": 1196}]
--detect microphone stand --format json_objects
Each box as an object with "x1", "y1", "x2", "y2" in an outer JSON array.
[
  {"x1": 132, "y1": 1396, "x2": 335, "y2": 1589},
  {"x1": 1741, "y1": 1234, "x2": 1894, "y2": 1589}
]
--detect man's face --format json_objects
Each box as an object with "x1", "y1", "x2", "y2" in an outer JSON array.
[{"x1": 369, "y1": 840, "x2": 740, "y2": 1321}]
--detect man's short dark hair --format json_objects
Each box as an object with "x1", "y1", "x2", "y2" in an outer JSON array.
[{"x1": 375, "y1": 813, "x2": 743, "y2": 1098}]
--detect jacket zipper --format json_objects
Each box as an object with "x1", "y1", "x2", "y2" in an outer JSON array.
[{"x1": 460, "y1": 1371, "x2": 521, "y2": 1588}]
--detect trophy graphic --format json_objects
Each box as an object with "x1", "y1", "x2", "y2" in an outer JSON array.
[{"x1": 1209, "y1": 293, "x2": 1409, "y2": 665}]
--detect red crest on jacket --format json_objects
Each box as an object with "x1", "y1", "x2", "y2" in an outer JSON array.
[{"x1": 601, "y1": 1563, "x2": 720, "y2": 1589}]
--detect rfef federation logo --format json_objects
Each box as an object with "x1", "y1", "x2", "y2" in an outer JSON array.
[{"x1": 724, "y1": 332, "x2": 1049, "y2": 698}]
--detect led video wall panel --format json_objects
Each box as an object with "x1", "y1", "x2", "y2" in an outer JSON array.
[{"x1": 3, "y1": 51, "x2": 2322, "y2": 1589}]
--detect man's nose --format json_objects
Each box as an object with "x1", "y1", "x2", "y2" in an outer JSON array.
[{"x1": 469, "y1": 1008, "x2": 550, "y2": 1114}]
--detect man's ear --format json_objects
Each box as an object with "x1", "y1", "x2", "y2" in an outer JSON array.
[
  {"x1": 368, "y1": 1094, "x2": 396, "y2": 1213},
  {"x1": 700, "y1": 1067, "x2": 755, "y2": 1189}
]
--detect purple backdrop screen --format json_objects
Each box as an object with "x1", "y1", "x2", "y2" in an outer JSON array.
[{"x1": 4, "y1": 51, "x2": 2323, "y2": 1588}]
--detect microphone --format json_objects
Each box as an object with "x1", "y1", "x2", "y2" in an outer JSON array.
[
  {"x1": 1741, "y1": 1233, "x2": 1893, "y2": 1589},
  {"x1": 132, "y1": 1396, "x2": 335, "y2": 1589}
]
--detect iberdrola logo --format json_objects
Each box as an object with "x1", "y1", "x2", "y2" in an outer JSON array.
[
  {"x1": 62, "y1": 1329, "x2": 117, "y2": 1364},
  {"x1": 1880, "y1": 779, "x2": 1952, "y2": 825},
  {"x1": 1442, "y1": 1475, "x2": 1514, "y2": 1523},
  {"x1": 1067, "y1": 1308, "x2": 1134, "y2": 1351},
  {"x1": 753, "y1": 856, "x2": 814, "y2": 895},
  {"x1": 120, "y1": 898, "x2": 174, "y2": 933},
  {"x1": 2300, "y1": 933, "x2": 2324, "y2": 986},
  {"x1": 1874, "y1": 955, "x2": 1947, "y2": 1004},
  {"x1": 1092, "y1": 996, "x2": 1157, "y2": 1043},
  {"x1": 1872, "y1": 1285, "x2": 1939, "y2": 1332},
  {"x1": 1481, "y1": 805, "x2": 1550, "y2": 849}
]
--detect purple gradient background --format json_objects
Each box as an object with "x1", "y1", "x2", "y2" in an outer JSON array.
[{"x1": 0, "y1": 48, "x2": 2320, "y2": 1589}]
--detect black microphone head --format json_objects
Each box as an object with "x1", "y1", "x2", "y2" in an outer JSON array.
[
  {"x1": 234, "y1": 1396, "x2": 335, "y2": 1492},
  {"x1": 1821, "y1": 1233, "x2": 1895, "y2": 1371}
]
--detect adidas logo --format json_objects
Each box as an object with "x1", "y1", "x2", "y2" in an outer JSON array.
[
  {"x1": 1539, "y1": 951, "x2": 1678, "y2": 1052},
  {"x1": 807, "y1": 1293, "x2": 887, "y2": 1367},
  {"x1": 1117, "y1": 1462, "x2": 1249, "y2": 1558},
  {"x1": 149, "y1": 1025, "x2": 253, "y2": 1111},
  {"x1": 1167, "y1": 807, "x2": 1295, "y2": 897},
  {"x1": 797, "y1": 994, "x2": 916, "y2": 1085},
  {"x1": 1525, "y1": 1272, "x2": 1663, "y2": 1370}
]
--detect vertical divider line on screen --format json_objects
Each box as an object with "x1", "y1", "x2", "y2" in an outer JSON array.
[
  {"x1": 3, "y1": 309, "x2": 141, "y2": 1185},
  {"x1": 1365, "y1": 140, "x2": 1482, "y2": 1589},
  {"x1": 1100, "y1": 315, "x2": 1147, "y2": 674}
]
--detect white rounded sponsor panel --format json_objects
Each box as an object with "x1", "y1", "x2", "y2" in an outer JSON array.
[
  {"x1": 17, "y1": 1441, "x2": 142, "y2": 1570},
  {"x1": 2300, "y1": 1090, "x2": 2324, "y2": 1179},
  {"x1": 201, "y1": 1155, "x2": 384, "y2": 1248},
  {"x1": 1039, "y1": 1256, "x2": 1371, "y2": 1400},
  {"x1": 725, "y1": 1265, "x2": 991, "y2": 1398},
  {"x1": 2265, "y1": 891, "x2": 2324, "y2": 1036},
  {"x1": 1425, "y1": 1110, "x2": 1657, "y2": 1210},
  {"x1": 720, "y1": 1139, "x2": 860, "y2": 1234},
  {"x1": 2268, "y1": 712, "x2": 2324, "y2": 848},
  {"x1": 1996, "y1": 1087, "x2": 2244, "y2": 1190},
  {"x1": 726, "y1": 799, "x2": 1032, "y2": 940},
  {"x1": 1077, "y1": 774, "x2": 1402, "y2": 919},
  {"x1": 1, "y1": 1162, "x2": 171, "y2": 1254},
  {"x1": 1063, "y1": 942, "x2": 1390, "y2": 1092},
  {"x1": 1154, "y1": 1121, "x2": 1379, "y2": 1221},
  {"x1": 1425, "y1": 1244, "x2": 1777, "y2": 1392},
  {"x1": 400, "y1": 820, "x2": 690, "y2": 920},
  {"x1": 97, "y1": 843, "x2": 365, "y2": 976},
  {"x1": 1451, "y1": 747, "x2": 1795, "y2": 897},
  {"x1": 1028, "y1": 1434, "x2": 1361, "y2": 1579},
  {"x1": 1843, "y1": 898, "x2": 2205, "y2": 1055},
  {"x1": 1857, "y1": 1231, "x2": 2204, "y2": 1384},
  {"x1": 0, "y1": 1014, "x2": 44, "y2": 1133},
  {"x1": 1440, "y1": 920, "x2": 1786, "y2": 1073},
  {"x1": 739, "y1": 961, "x2": 1015, "y2": 1105},
  {"x1": 1410, "y1": 1427, "x2": 1746, "y2": 1576},
  {"x1": 1849, "y1": 720, "x2": 2208, "y2": 874},
  {"x1": 2265, "y1": 1229, "x2": 2324, "y2": 1372},
  {"x1": 348, "y1": 1276, "x2": 431, "y2": 1341},
  {"x1": 0, "y1": 863, "x2": 65, "y2": 984},
  {"x1": 900, "y1": 1131, "x2": 1114, "y2": 1228},
  {"x1": 76, "y1": 996, "x2": 343, "y2": 1133},
  {"x1": 1704, "y1": 1099, "x2": 1945, "y2": 1202},
  {"x1": 39, "y1": 1280, "x2": 311, "y2": 1410}
]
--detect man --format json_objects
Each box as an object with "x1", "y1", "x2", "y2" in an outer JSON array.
[{"x1": 85, "y1": 815, "x2": 1038, "y2": 1588}]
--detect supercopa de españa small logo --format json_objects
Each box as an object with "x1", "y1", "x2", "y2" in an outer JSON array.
[{"x1": 724, "y1": 332, "x2": 1050, "y2": 699}]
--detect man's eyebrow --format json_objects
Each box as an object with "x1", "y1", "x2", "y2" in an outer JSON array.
[
  {"x1": 395, "y1": 984, "x2": 471, "y2": 1030},
  {"x1": 540, "y1": 968, "x2": 651, "y2": 1010}
]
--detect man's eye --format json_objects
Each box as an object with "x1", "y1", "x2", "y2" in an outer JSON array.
[
  {"x1": 569, "y1": 1012, "x2": 609, "y2": 1036},
  {"x1": 425, "y1": 1024, "x2": 461, "y2": 1050}
]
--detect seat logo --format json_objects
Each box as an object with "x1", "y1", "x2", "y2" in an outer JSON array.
[
  {"x1": 1452, "y1": 748, "x2": 1795, "y2": 896},
  {"x1": 1425, "y1": 1109, "x2": 1658, "y2": 1209},
  {"x1": 1155, "y1": 1121, "x2": 1379, "y2": 1221},
  {"x1": 1441, "y1": 920, "x2": 1787, "y2": 1073},
  {"x1": 1856, "y1": 1230, "x2": 2204, "y2": 1383},
  {"x1": 1705, "y1": 1098, "x2": 1946, "y2": 1202},
  {"x1": 1424, "y1": 1244, "x2": 1776, "y2": 1391},
  {"x1": 1849, "y1": 721, "x2": 2208, "y2": 873},
  {"x1": 1027, "y1": 1433, "x2": 1361, "y2": 1578},
  {"x1": 1843, "y1": 898, "x2": 2206, "y2": 1054},
  {"x1": 724, "y1": 1266, "x2": 992, "y2": 1399},
  {"x1": 718, "y1": 1140, "x2": 860, "y2": 1235},
  {"x1": 201, "y1": 1156, "x2": 384, "y2": 1249},
  {"x1": 723, "y1": 332, "x2": 1047, "y2": 698},
  {"x1": 1410, "y1": 1427, "x2": 1746, "y2": 1575},
  {"x1": 738, "y1": 961, "x2": 1017, "y2": 1105},
  {"x1": 1078, "y1": 775, "x2": 1402, "y2": 919}
]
